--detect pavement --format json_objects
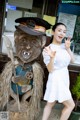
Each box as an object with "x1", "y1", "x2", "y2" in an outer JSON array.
[
  {"x1": 0, "y1": 101, "x2": 63, "y2": 120},
  {"x1": 38, "y1": 101, "x2": 63, "y2": 120}
]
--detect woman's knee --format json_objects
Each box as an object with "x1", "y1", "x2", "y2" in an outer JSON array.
[
  {"x1": 72, "y1": 101, "x2": 75, "y2": 109},
  {"x1": 70, "y1": 101, "x2": 75, "y2": 110},
  {"x1": 63, "y1": 99, "x2": 75, "y2": 110}
]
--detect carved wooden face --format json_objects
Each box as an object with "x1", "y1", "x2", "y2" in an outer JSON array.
[{"x1": 14, "y1": 29, "x2": 44, "y2": 63}]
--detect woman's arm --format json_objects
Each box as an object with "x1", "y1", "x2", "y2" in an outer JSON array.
[
  {"x1": 66, "y1": 48, "x2": 75, "y2": 63},
  {"x1": 65, "y1": 37, "x2": 75, "y2": 63},
  {"x1": 44, "y1": 46, "x2": 56, "y2": 72},
  {"x1": 47, "y1": 57, "x2": 55, "y2": 72}
]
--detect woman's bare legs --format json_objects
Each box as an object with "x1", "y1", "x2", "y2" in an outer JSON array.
[
  {"x1": 42, "y1": 101, "x2": 56, "y2": 120},
  {"x1": 60, "y1": 99, "x2": 75, "y2": 120}
]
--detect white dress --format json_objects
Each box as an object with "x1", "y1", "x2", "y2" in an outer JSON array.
[{"x1": 42, "y1": 43, "x2": 72, "y2": 103}]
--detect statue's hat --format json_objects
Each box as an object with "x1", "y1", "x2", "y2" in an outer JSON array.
[{"x1": 15, "y1": 17, "x2": 51, "y2": 36}]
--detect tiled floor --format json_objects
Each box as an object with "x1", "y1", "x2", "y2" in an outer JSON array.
[{"x1": 38, "y1": 101, "x2": 63, "y2": 120}]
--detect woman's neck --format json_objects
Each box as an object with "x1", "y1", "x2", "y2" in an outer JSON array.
[{"x1": 52, "y1": 40, "x2": 61, "y2": 45}]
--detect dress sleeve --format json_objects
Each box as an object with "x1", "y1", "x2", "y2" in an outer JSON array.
[{"x1": 42, "y1": 49, "x2": 50, "y2": 66}]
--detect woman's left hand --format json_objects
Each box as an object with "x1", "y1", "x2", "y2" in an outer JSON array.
[{"x1": 65, "y1": 37, "x2": 71, "y2": 50}]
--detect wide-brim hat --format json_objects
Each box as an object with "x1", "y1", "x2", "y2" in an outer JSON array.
[
  {"x1": 15, "y1": 25, "x2": 46, "y2": 36},
  {"x1": 15, "y1": 17, "x2": 51, "y2": 36}
]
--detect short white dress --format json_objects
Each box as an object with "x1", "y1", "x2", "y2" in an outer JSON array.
[{"x1": 42, "y1": 43, "x2": 72, "y2": 103}]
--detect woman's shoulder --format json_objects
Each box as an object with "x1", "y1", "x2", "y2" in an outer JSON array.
[
  {"x1": 48, "y1": 43, "x2": 55, "y2": 48},
  {"x1": 43, "y1": 44, "x2": 52, "y2": 50},
  {"x1": 45, "y1": 43, "x2": 52, "y2": 47},
  {"x1": 61, "y1": 43, "x2": 65, "y2": 49}
]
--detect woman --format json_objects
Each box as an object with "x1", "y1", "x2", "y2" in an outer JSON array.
[{"x1": 42, "y1": 23, "x2": 75, "y2": 120}]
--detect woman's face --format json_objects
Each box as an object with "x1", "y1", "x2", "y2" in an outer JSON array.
[{"x1": 53, "y1": 25, "x2": 67, "y2": 44}]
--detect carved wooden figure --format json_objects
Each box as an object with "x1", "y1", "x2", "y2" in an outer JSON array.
[{"x1": 1, "y1": 17, "x2": 51, "y2": 120}]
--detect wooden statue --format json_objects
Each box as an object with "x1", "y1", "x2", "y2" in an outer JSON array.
[{"x1": 0, "y1": 17, "x2": 51, "y2": 120}]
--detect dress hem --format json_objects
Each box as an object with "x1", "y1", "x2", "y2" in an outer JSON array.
[{"x1": 44, "y1": 97, "x2": 72, "y2": 103}]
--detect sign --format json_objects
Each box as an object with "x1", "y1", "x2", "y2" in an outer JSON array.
[
  {"x1": 6, "y1": 4, "x2": 16, "y2": 10},
  {"x1": 73, "y1": 16, "x2": 80, "y2": 40},
  {"x1": 58, "y1": 12, "x2": 77, "y2": 38},
  {"x1": 62, "y1": 0, "x2": 80, "y2": 3},
  {"x1": 43, "y1": 15, "x2": 56, "y2": 25},
  {"x1": 24, "y1": 12, "x2": 37, "y2": 17},
  {"x1": 58, "y1": 3, "x2": 80, "y2": 16},
  {"x1": 43, "y1": 15, "x2": 56, "y2": 36},
  {"x1": 8, "y1": 0, "x2": 33, "y2": 9}
]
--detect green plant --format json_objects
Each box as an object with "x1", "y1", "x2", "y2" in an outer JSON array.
[{"x1": 71, "y1": 74, "x2": 80, "y2": 111}]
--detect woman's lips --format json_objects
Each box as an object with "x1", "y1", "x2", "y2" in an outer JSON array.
[{"x1": 58, "y1": 36, "x2": 63, "y2": 39}]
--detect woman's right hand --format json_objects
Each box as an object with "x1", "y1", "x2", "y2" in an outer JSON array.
[{"x1": 44, "y1": 46, "x2": 56, "y2": 58}]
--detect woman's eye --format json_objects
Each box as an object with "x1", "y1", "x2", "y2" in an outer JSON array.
[
  {"x1": 58, "y1": 30, "x2": 61, "y2": 32},
  {"x1": 63, "y1": 31, "x2": 66, "y2": 34}
]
